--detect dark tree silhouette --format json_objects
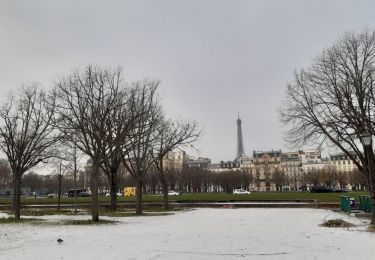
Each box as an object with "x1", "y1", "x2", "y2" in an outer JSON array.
[
  {"x1": 0, "y1": 86, "x2": 60, "y2": 219},
  {"x1": 120, "y1": 80, "x2": 162, "y2": 215},
  {"x1": 54, "y1": 65, "x2": 127, "y2": 221},
  {"x1": 281, "y1": 30, "x2": 375, "y2": 223},
  {"x1": 151, "y1": 119, "x2": 200, "y2": 209}
]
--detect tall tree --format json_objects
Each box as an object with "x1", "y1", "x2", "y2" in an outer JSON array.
[
  {"x1": 281, "y1": 30, "x2": 375, "y2": 223},
  {"x1": 0, "y1": 85, "x2": 60, "y2": 219},
  {"x1": 304, "y1": 169, "x2": 320, "y2": 186},
  {"x1": 62, "y1": 141, "x2": 84, "y2": 213},
  {"x1": 99, "y1": 86, "x2": 137, "y2": 211},
  {"x1": 350, "y1": 168, "x2": 368, "y2": 190},
  {"x1": 151, "y1": 119, "x2": 200, "y2": 209},
  {"x1": 272, "y1": 169, "x2": 286, "y2": 191},
  {"x1": 22, "y1": 172, "x2": 42, "y2": 193},
  {"x1": 0, "y1": 159, "x2": 11, "y2": 189},
  {"x1": 121, "y1": 80, "x2": 162, "y2": 215},
  {"x1": 54, "y1": 65, "x2": 127, "y2": 221}
]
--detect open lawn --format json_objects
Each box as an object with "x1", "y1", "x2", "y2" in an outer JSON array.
[
  {"x1": 0, "y1": 208, "x2": 374, "y2": 259},
  {"x1": 0, "y1": 191, "x2": 369, "y2": 205}
]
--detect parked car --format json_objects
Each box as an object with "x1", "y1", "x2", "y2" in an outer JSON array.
[
  {"x1": 47, "y1": 193, "x2": 57, "y2": 198},
  {"x1": 78, "y1": 191, "x2": 92, "y2": 197},
  {"x1": 105, "y1": 192, "x2": 124, "y2": 196},
  {"x1": 332, "y1": 187, "x2": 348, "y2": 193},
  {"x1": 310, "y1": 186, "x2": 333, "y2": 193},
  {"x1": 233, "y1": 189, "x2": 251, "y2": 195},
  {"x1": 68, "y1": 189, "x2": 85, "y2": 197},
  {"x1": 168, "y1": 191, "x2": 180, "y2": 196}
]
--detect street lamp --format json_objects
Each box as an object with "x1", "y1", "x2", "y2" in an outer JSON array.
[
  {"x1": 361, "y1": 129, "x2": 375, "y2": 224},
  {"x1": 362, "y1": 130, "x2": 372, "y2": 146},
  {"x1": 299, "y1": 163, "x2": 304, "y2": 192}
]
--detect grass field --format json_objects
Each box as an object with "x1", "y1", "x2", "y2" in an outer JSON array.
[{"x1": 0, "y1": 191, "x2": 369, "y2": 204}]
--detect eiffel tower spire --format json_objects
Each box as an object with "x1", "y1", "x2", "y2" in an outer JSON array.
[{"x1": 236, "y1": 114, "x2": 245, "y2": 160}]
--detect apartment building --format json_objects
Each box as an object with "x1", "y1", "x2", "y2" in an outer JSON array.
[
  {"x1": 330, "y1": 152, "x2": 358, "y2": 173},
  {"x1": 280, "y1": 151, "x2": 302, "y2": 191},
  {"x1": 252, "y1": 150, "x2": 281, "y2": 191},
  {"x1": 163, "y1": 150, "x2": 187, "y2": 173}
]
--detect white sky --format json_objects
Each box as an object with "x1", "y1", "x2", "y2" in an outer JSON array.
[{"x1": 1, "y1": 0, "x2": 375, "y2": 163}]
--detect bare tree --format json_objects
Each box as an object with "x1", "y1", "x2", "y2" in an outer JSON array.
[
  {"x1": 336, "y1": 172, "x2": 349, "y2": 188},
  {"x1": 190, "y1": 167, "x2": 207, "y2": 193},
  {"x1": 319, "y1": 168, "x2": 337, "y2": 186},
  {"x1": 151, "y1": 119, "x2": 200, "y2": 209},
  {"x1": 281, "y1": 30, "x2": 375, "y2": 223},
  {"x1": 22, "y1": 172, "x2": 42, "y2": 193},
  {"x1": 272, "y1": 169, "x2": 286, "y2": 191},
  {"x1": 0, "y1": 159, "x2": 11, "y2": 189},
  {"x1": 49, "y1": 148, "x2": 82, "y2": 211},
  {"x1": 212, "y1": 170, "x2": 243, "y2": 193},
  {"x1": 0, "y1": 85, "x2": 60, "y2": 219},
  {"x1": 63, "y1": 142, "x2": 84, "y2": 213},
  {"x1": 304, "y1": 169, "x2": 320, "y2": 186},
  {"x1": 99, "y1": 86, "x2": 137, "y2": 211},
  {"x1": 54, "y1": 65, "x2": 127, "y2": 222},
  {"x1": 121, "y1": 80, "x2": 162, "y2": 214},
  {"x1": 144, "y1": 166, "x2": 159, "y2": 194},
  {"x1": 350, "y1": 168, "x2": 368, "y2": 190}
]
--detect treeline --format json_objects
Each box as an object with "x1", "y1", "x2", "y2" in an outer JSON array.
[
  {"x1": 0, "y1": 65, "x2": 200, "y2": 221},
  {"x1": 272, "y1": 169, "x2": 368, "y2": 191},
  {"x1": 0, "y1": 164, "x2": 252, "y2": 196}
]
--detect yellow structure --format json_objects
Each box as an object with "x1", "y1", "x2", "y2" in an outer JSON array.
[{"x1": 124, "y1": 187, "x2": 136, "y2": 196}]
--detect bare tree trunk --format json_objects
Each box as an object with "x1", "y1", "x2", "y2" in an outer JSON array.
[
  {"x1": 162, "y1": 177, "x2": 169, "y2": 210},
  {"x1": 91, "y1": 164, "x2": 100, "y2": 222},
  {"x1": 57, "y1": 164, "x2": 62, "y2": 211},
  {"x1": 13, "y1": 174, "x2": 21, "y2": 220},
  {"x1": 109, "y1": 171, "x2": 117, "y2": 211},
  {"x1": 365, "y1": 147, "x2": 375, "y2": 224},
  {"x1": 74, "y1": 172, "x2": 77, "y2": 214},
  {"x1": 12, "y1": 175, "x2": 16, "y2": 212},
  {"x1": 74, "y1": 150, "x2": 78, "y2": 214},
  {"x1": 136, "y1": 179, "x2": 143, "y2": 215}
]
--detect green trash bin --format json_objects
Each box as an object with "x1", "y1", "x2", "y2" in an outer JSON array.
[
  {"x1": 359, "y1": 195, "x2": 367, "y2": 211},
  {"x1": 340, "y1": 196, "x2": 351, "y2": 213},
  {"x1": 365, "y1": 196, "x2": 372, "y2": 213}
]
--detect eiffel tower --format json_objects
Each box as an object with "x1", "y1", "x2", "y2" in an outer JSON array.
[{"x1": 236, "y1": 114, "x2": 245, "y2": 160}]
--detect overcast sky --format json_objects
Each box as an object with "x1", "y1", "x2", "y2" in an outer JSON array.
[{"x1": 1, "y1": 0, "x2": 375, "y2": 163}]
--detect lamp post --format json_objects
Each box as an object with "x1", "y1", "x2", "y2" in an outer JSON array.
[
  {"x1": 57, "y1": 163, "x2": 62, "y2": 211},
  {"x1": 73, "y1": 144, "x2": 78, "y2": 214},
  {"x1": 362, "y1": 130, "x2": 372, "y2": 147},
  {"x1": 299, "y1": 163, "x2": 304, "y2": 192},
  {"x1": 361, "y1": 130, "x2": 375, "y2": 224},
  {"x1": 295, "y1": 172, "x2": 298, "y2": 191}
]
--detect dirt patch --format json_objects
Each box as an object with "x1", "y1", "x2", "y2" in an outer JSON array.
[{"x1": 321, "y1": 218, "x2": 354, "y2": 228}]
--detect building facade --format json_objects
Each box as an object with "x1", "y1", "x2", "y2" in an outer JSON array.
[
  {"x1": 163, "y1": 150, "x2": 187, "y2": 173},
  {"x1": 330, "y1": 152, "x2": 358, "y2": 173},
  {"x1": 186, "y1": 157, "x2": 211, "y2": 169},
  {"x1": 280, "y1": 151, "x2": 302, "y2": 191},
  {"x1": 252, "y1": 150, "x2": 281, "y2": 191}
]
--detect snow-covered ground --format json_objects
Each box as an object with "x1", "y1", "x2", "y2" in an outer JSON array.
[{"x1": 0, "y1": 208, "x2": 374, "y2": 260}]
